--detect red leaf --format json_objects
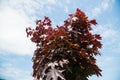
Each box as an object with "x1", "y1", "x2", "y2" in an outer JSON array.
[
  {"x1": 64, "y1": 20, "x2": 70, "y2": 27},
  {"x1": 43, "y1": 16, "x2": 51, "y2": 26},
  {"x1": 76, "y1": 8, "x2": 85, "y2": 17},
  {"x1": 31, "y1": 37, "x2": 35, "y2": 42},
  {"x1": 90, "y1": 19, "x2": 97, "y2": 25},
  {"x1": 36, "y1": 20, "x2": 41, "y2": 25},
  {"x1": 69, "y1": 14, "x2": 74, "y2": 18},
  {"x1": 36, "y1": 26, "x2": 39, "y2": 30},
  {"x1": 95, "y1": 34, "x2": 102, "y2": 40},
  {"x1": 93, "y1": 40, "x2": 102, "y2": 48}
]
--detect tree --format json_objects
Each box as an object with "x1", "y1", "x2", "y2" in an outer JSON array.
[{"x1": 26, "y1": 8, "x2": 102, "y2": 80}]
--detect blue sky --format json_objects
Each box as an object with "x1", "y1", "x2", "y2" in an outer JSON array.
[{"x1": 0, "y1": 0, "x2": 120, "y2": 80}]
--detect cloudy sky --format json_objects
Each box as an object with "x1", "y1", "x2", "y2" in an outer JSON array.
[{"x1": 0, "y1": 0, "x2": 120, "y2": 80}]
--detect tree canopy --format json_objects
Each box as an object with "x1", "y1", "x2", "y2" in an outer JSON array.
[{"x1": 26, "y1": 8, "x2": 102, "y2": 80}]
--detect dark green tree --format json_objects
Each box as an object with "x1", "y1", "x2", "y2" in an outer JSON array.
[{"x1": 26, "y1": 8, "x2": 102, "y2": 80}]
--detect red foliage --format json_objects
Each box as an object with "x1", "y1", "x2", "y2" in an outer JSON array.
[{"x1": 26, "y1": 8, "x2": 102, "y2": 80}]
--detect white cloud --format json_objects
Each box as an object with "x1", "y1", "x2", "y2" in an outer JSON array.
[
  {"x1": 93, "y1": 24, "x2": 117, "y2": 39},
  {"x1": 0, "y1": 5, "x2": 35, "y2": 55},
  {"x1": 66, "y1": 0, "x2": 70, "y2": 4},
  {"x1": 0, "y1": 63, "x2": 33, "y2": 80},
  {"x1": 92, "y1": 23, "x2": 120, "y2": 55},
  {"x1": 0, "y1": 0, "x2": 117, "y2": 56},
  {"x1": 2, "y1": 0, "x2": 44, "y2": 16},
  {"x1": 47, "y1": 0, "x2": 57, "y2": 4},
  {"x1": 0, "y1": 0, "x2": 60, "y2": 55},
  {"x1": 105, "y1": 57, "x2": 113, "y2": 62},
  {"x1": 102, "y1": 0, "x2": 109, "y2": 10},
  {"x1": 1, "y1": 0, "x2": 59, "y2": 18},
  {"x1": 91, "y1": 0, "x2": 114, "y2": 18},
  {"x1": 64, "y1": 6, "x2": 69, "y2": 13}
]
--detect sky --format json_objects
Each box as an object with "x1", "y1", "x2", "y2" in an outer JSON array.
[{"x1": 0, "y1": 0, "x2": 120, "y2": 80}]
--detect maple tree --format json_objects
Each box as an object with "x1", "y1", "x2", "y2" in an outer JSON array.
[{"x1": 26, "y1": 8, "x2": 102, "y2": 80}]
